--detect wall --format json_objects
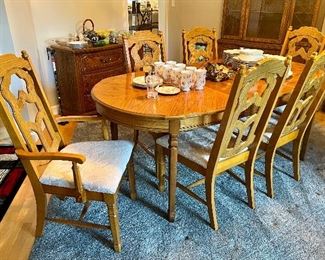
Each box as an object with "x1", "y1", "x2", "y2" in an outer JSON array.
[
  {"x1": 3, "y1": 0, "x2": 128, "y2": 107},
  {"x1": 165, "y1": 0, "x2": 325, "y2": 61},
  {"x1": 166, "y1": 0, "x2": 224, "y2": 61},
  {"x1": 0, "y1": 0, "x2": 14, "y2": 54}
]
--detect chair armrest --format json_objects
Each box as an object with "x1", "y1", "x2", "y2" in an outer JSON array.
[
  {"x1": 15, "y1": 149, "x2": 86, "y2": 164},
  {"x1": 55, "y1": 115, "x2": 103, "y2": 123}
]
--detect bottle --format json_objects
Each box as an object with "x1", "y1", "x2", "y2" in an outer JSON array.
[{"x1": 132, "y1": 1, "x2": 136, "y2": 13}]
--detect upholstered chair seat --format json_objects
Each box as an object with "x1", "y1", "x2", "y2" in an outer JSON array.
[
  {"x1": 40, "y1": 140, "x2": 134, "y2": 194},
  {"x1": 156, "y1": 125, "x2": 248, "y2": 169}
]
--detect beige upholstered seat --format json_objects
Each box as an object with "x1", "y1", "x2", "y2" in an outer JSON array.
[
  {"x1": 0, "y1": 52, "x2": 137, "y2": 252},
  {"x1": 40, "y1": 140, "x2": 134, "y2": 194},
  {"x1": 156, "y1": 57, "x2": 291, "y2": 230},
  {"x1": 156, "y1": 125, "x2": 248, "y2": 168},
  {"x1": 260, "y1": 51, "x2": 325, "y2": 198}
]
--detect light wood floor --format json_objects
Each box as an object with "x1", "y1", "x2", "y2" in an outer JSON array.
[
  {"x1": 0, "y1": 113, "x2": 325, "y2": 260},
  {"x1": 0, "y1": 122, "x2": 76, "y2": 260}
]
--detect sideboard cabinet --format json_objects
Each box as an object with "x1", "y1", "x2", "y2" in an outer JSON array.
[
  {"x1": 51, "y1": 44, "x2": 126, "y2": 115},
  {"x1": 218, "y1": 0, "x2": 325, "y2": 55}
]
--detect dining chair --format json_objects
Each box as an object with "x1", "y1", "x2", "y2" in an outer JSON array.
[
  {"x1": 123, "y1": 30, "x2": 167, "y2": 160},
  {"x1": 280, "y1": 26, "x2": 325, "y2": 160},
  {"x1": 0, "y1": 51, "x2": 137, "y2": 252},
  {"x1": 280, "y1": 26, "x2": 325, "y2": 63},
  {"x1": 260, "y1": 51, "x2": 325, "y2": 198},
  {"x1": 123, "y1": 30, "x2": 166, "y2": 72},
  {"x1": 182, "y1": 27, "x2": 218, "y2": 66},
  {"x1": 155, "y1": 57, "x2": 291, "y2": 229}
]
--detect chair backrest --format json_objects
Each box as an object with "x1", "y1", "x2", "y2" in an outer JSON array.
[
  {"x1": 123, "y1": 30, "x2": 166, "y2": 72},
  {"x1": 207, "y1": 58, "x2": 290, "y2": 171},
  {"x1": 270, "y1": 51, "x2": 325, "y2": 141},
  {"x1": 0, "y1": 51, "x2": 65, "y2": 154},
  {"x1": 182, "y1": 27, "x2": 218, "y2": 65},
  {"x1": 280, "y1": 26, "x2": 325, "y2": 63}
]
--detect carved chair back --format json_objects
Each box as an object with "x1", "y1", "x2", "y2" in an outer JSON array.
[
  {"x1": 280, "y1": 26, "x2": 325, "y2": 63},
  {"x1": 123, "y1": 30, "x2": 166, "y2": 72},
  {"x1": 207, "y1": 58, "x2": 290, "y2": 172},
  {"x1": 182, "y1": 27, "x2": 218, "y2": 65},
  {"x1": 271, "y1": 51, "x2": 325, "y2": 141},
  {"x1": 0, "y1": 52, "x2": 65, "y2": 167}
]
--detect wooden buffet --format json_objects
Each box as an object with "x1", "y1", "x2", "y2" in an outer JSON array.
[{"x1": 51, "y1": 44, "x2": 127, "y2": 115}]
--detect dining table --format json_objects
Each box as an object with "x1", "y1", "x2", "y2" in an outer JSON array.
[{"x1": 91, "y1": 62, "x2": 304, "y2": 222}]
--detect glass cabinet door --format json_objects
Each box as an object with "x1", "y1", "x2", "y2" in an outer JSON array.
[
  {"x1": 245, "y1": 0, "x2": 290, "y2": 42},
  {"x1": 222, "y1": 0, "x2": 245, "y2": 38},
  {"x1": 292, "y1": 0, "x2": 319, "y2": 29}
]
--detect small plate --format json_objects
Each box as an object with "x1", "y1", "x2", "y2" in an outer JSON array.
[
  {"x1": 132, "y1": 76, "x2": 163, "y2": 88},
  {"x1": 132, "y1": 76, "x2": 146, "y2": 88},
  {"x1": 155, "y1": 85, "x2": 181, "y2": 95}
]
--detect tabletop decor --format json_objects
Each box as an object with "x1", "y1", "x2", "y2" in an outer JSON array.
[
  {"x1": 152, "y1": 61, "x2": 207, "y2": 92},
  {"x1": 206, "y1": 63, "x2": 235, "y2": 82},
  {"x1": 223, "y1": 48, "x2": 264, "y2": 69}
]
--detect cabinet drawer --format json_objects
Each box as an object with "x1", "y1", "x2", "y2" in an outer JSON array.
[
  {"x1": 82, "y1": 67, "x2": 126, "y2": 95},
  {"x1": 80, "y1": 48, "x2": 124, "y2": 72}
]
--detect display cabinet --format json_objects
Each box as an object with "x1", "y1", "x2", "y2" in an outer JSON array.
[{"x1": 218, "y1": 0, "x2": 325, "y2": 55}]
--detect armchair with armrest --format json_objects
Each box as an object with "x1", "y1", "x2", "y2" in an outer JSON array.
[{"x1": 0, "y1": 51, "x2": 137, "y2": 252}]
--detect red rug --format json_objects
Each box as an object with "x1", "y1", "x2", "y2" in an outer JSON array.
[{"x1": 0, "y1": 146, "x2": 26, "y2": 221}]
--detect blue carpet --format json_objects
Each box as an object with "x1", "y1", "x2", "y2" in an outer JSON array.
[{"x1": 30, "y1": 121, "x2": 325, "y2": 259}]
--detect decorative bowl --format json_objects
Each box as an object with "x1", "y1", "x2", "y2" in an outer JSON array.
[
  {"x1": 68, "y1": 41, "x2": 89, "y2": 49},
  {"x1": 206, "y1": 63, "x2": 235, "y2": 82}
]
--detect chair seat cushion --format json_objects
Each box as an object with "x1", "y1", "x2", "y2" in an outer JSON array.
[
  {"x1": 262, "y1": 114, "x2": 280, "y2": 143},
  {"x1": 156, "y1": 125, "x2": 223, "y2": 168},
  {"x1": 40, "y1": 140, "x2": 134, "y2": 194}
]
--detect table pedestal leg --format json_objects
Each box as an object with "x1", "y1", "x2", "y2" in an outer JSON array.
[
  {"x1": 168, "y1": 120, "x2": 179, "y2": 222},
  {"x1": 110, "y1": 122, "x2": 118, "y2": 140}
]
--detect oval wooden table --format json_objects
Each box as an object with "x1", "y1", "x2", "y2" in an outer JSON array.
[{"x1": 91, "y1": 62, "x2": 304, "y2": 222}]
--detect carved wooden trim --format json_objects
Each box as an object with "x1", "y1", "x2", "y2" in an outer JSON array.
[
  {"x1": 280, "y1": 26, "x2": 325, "y2": 62},
  {"x1": 182, "y1": 27, "x2": 218, "y2": 65},
  {"x1": 207, "y1": 58, "x2": 290, "y2": 173},
  {"x1": 123, "y1": 30, "x2": 166, "y2": 72}
]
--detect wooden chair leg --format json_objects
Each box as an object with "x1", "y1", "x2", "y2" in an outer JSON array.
[
  {"x1": 104, "y1": 194, "x2": 121, "y2": 253},
  {"x1": 35, "y1": 192, "x2": 47, "y2": 237},
  {"x1": 127, "y1": 159, "x2": 137, "y2": 200},
  {"x1": 205, "y1": 174, "x2": 218, "y2": 230},
  {"x1": 133, "y1": 130, "x2": 139, "y2": 144},
  {"x1": 101, "y1": 119, "x2": 110, "y2": 140},
  {"x1": 155, "y1": 144, "x2": 166, "y2": 192},
  {"x1": 245, "y1": 160, "x2": 255, "y2": 209},
  {"x1": 300, "y1": 119, "x2": 313, "y2": 161},
  {"x1": 265, "y1": 148, "x2": 276, "y2": 198},
  {"x1": 293, "y1": 137, "x2": 302, "y2": 181}
]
